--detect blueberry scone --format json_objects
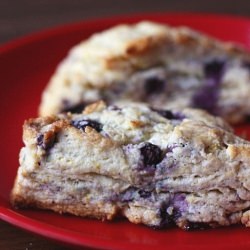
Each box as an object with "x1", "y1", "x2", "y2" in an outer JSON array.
[
  {"x1": 11, "y1": 101, "x2": 250, "y2": 229},
  {"x1": 39, "y1": 21, "x2": 250, "y2": 124}
]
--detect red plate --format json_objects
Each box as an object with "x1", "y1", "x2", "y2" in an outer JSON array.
[{"x1": 1, "y1": 13, "x2": 250, "y2": 250}]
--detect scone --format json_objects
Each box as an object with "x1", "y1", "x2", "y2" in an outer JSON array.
[
  {"x1": 11, "y1": 101, "x2": 250, "y2": 229},
  {"x1": 39, "y1": 21, "x2": 250, "y2": 124}
]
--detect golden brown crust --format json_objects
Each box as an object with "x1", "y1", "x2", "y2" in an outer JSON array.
[
  {"x1": 242, "y1": 210, "x2": 250, "y2": 227},
  {"x1": 83, "y1": 100, "x2": 106, "y2": 115},
  {"x1": 125, "y1": 34, "x2": 167, "y2": 55},
  {"x1": 11, "y1": 194, "x2": 119, "y2": 221},
  {"x1": 227, "y1": 144, "x2": 250, "y2": 162}
]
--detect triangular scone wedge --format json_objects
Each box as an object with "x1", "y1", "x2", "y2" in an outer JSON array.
[
  {"x1": 39, "y1": 21, "x2": 250, "y2": 124},
  {"x1": 12, "y1": 102, "x2": 250, "y2": 229}
]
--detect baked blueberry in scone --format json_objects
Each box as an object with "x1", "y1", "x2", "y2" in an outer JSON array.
[
  {"x1": 11, "y1": 101, "x2": 250, "y2": 229},
  {"x1": 39, "y1": 21, "x2": 250, "y2": 124}
]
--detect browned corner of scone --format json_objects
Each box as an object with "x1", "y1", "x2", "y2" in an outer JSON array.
[
  {"x1": 10, "y1": 180, "x2": 26, "y2": 209},
  {"x1": 10, "y1": 108, "x2": 125, "y2": 221}
]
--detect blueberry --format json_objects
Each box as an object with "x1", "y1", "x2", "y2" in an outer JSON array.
[
  {"x1": 37, "y1": 133, "x2": 57, "y2": 150},
  {"x1": 62, "y1": 100, "x2": 86, "y2": 113},
  {"x1": 204, "y1": 59, "x2": 225, "y2": 79},
  {"x1": 108, "y1": 105, "x2": 122, "y2": 111},
  {"x1": 71, "y1": 119, "x2": 102, "y2": 132},
  {"x1": 153, "y1": 108, "x2": 185, "y2": 120},
  {"x1": 144, "y1": 77, "x2": 165, "y2": 95},
  {"x1": 157, "y1": 110, "x2": 175, "y2": 119},
  {"x1": 158, "y1": 206, "x2": 181, "y2": 228},
  {"x1": 37, "y1": 134, "x2": 44, "y2": 147},
  {"x1": 138, "y1": 190, "x2": 151, "y2": 198},
  {"x1": 159, "y1": 209, "x2": 174, "y2": 228},
  {"x1": 140, "y1": 143, "x2": 163, "y2": 166}
]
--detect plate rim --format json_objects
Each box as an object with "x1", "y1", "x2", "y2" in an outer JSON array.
[{"x1": 1, "y1": 11, "x2": 250, "y2": 53}]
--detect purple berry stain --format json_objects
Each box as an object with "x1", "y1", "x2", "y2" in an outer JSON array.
[
  {"x1": 120, "y1": 188, "x2": 137, "y2": 202},
  {"x1": 192, "y1": 58, "x2": 225, "y2": 115}
]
